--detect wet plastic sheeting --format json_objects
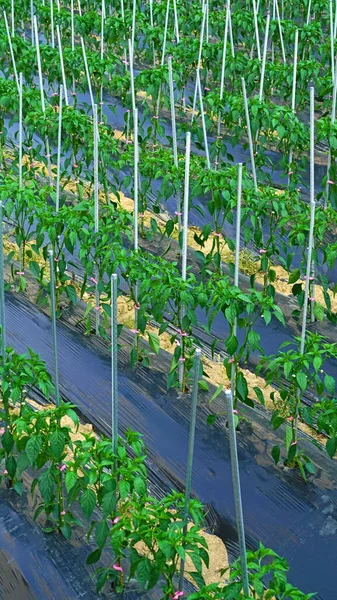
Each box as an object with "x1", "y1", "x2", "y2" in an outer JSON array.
[{"x1": 4, "y1": 291, "x2": 337, "y2": 599}]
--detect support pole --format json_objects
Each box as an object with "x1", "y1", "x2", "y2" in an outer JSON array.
[{"x1": 48, "y1": 247, "x2": 60, "y2": 406}]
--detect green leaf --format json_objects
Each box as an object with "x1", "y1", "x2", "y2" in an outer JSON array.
[
  {"x1": 198, "y1": 379, "x2": 209, "y2": 390},
  {"x1": 38, "y1": 470, "x2": 55, "y2": 503},
  {"x1": 50, "y1": 430, "x2": 66, "y2": 459},
  {"x1": 158, "y1": 540, "x2": 173, "y2": 559},
  {"x1": 326, "y1": 437, "x2": 337, "y2": 458},
  {"x1": 61, "y1": 524, "x2": 72, "y2": 540},
  {"x1": 313, "y1": 302, "x2": 325, "y2": 321},
  {"x1": 2, "y1": 430, "x2": 14, "y2": 453},
  {"x1": 80, "y1": 489, "x2": 96, "y2": 519},
  {"x1": 86, "y1": 548, "x2": 102, "y2": 564},
  {"x1": 324, "y1": 374, "x2": 335, "y2": 395},
  {"x1": 65, "y1": 408, "x2": 79, "y2": 426},
  {"x1": 134, "y1": 476, "x2": 146, "y2": 497},
  {"x1": 253, "y1": 386, "x2": 265, "y2": 406},
  {"x1": 207, "y1": 414, "x2": 217, "y2": 425},
  {"x1": 285, "y1": 425, "x2": 293, "y2": 453},
  {"x1": 13, "y1": 481, "x2": 23, "y2": 496},
  {"x1": 26, "y1": 435, "x2": 42, "y2": 465},
  {"x1": 102, "y1": 491, "x2": 115, "y2": 518},
  {"x1": 6, "y1": 455, "x2": 17, "y2": 479},
  {"x1": 296, "y1": 372, "x2": 307, "y2": 391},
  {"x1": 119, "y1": 479, "x2": 130, "y2": 500},
  {"x1": 288, "y1": 269, "x2": 300, "y2": 284},
  {"x1": 236, "y1": 372, "x2": 248, "y2": 402},
  {"x1": 271, "y1": 444, "x2": 280, "y2": 464},
  {"x1": 313, "y1": 355, "x2": 322, "y2": 372},
  {"x1": 29, "y1": 261, "x2": 41, "y2": 279},
  {"x1": 136, "y1": 558, "x2": 152, "y2": 589},
  {"x1": 65, "y1": 471, "x2": 77, "y2": 493},
  {"x1": 147, "y1": 331, "x2": 160, "y2": 354},
  {"x1": 305, "y1": 460, "x2": 315, "y2": 474},
  {"x1": 210, "y1": 383, "x2": 223, "y2": 403},
  {"x1": 95, "y1": 519, "x2": 109, "y2": 550},
  {"x1": 225, "y1": 334, "x2": 238, "y2": 355}
]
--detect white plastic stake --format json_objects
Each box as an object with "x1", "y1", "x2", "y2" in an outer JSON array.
[
  {"x1": 11, "y1": 0, "x2": 14, "y2": 37},
  {"x1": 288, "y1": 29, "x2": 298, "y2": 185},
  {"x1": 196, "y1": 70, "x2": 210, "y2": 169},
  {"x1": 128, "y1": 39, "x2": 136, "y2": 112},
  {"x1": 182, "y1": 132, "x2": 191, "y2": 281},
  {"x1": 227, "y1": 0, "x2": 235, "y2": 57},
  {"x1": 0, "y1": 202, "x2": 6, "y2": 364},
  {"x1": 173, "y1": 0, "x2": 179, "y2": 43},
  {"x1": 71, "y1": 0, "x2": 75, "y2": 51},
  {"x1": 19, "y1": 73, "x2": 23, "y2": 188},
  {"x1": 111, "y1": 273, "x2": 118, "y2": 454},
  {"x1": 306, "y1": 0, "x2": 312, "y2": 24},
  {"x1": 56, "y1": 84, "x2": 63, "y2": 212},
  {"x1": 131, "y1": 0, "x2": 137, "y2": 57},
  {"x1": 241, "y1": 77, "x2": 258, "y2": 191},
  {"x1": 275, "y1": 0, "x2": 286, "y2": 64},
  {"x1": 50, "y1": 0, "x2": 55, "y2": 48},
  {"x1": 259, "y1": 11, "x2": 270, "y2": 102},
  {"x1": 93, "y1": 104, "x2": 100, "y2": 335},
  {"x1": 178, "y1": 348, "x2": 202, "y2": 592},
  {"x1": 191, "y1": 0, "x2": 207, "y2": 121},
  {"x1": 168, "y1": 57, "x2": 178, "y2": 168},
  {"x1": 4, "y1": 11, "x2": 19, "y2": 91},
  {"x1": 133, "y1": 108, "x2": 139, "y2": 252},
  {"x1": 234, "y1": 164, "x2": 243, "y2": 288},
  {"x1": 149, "y1": 0, "x2": 156, "y2": 66},
  {"x1": 330, "y1": 0, "x2": 335, "y2": 85},
  {"x1": 56, "y1": 26, "x2": 69, "y2": 106},
  {"x1": 252, "y1": 0, "x2": 261, "y2": 61},
  {"x1": 30, "y1": 0, "x2": 34, "y2": 46},
  {"x1": 34, "y1": 16, "x2": 45, "y2": 112},
  {"x1": 81, "y1": 36, "x2": 95, "y2": 112}
]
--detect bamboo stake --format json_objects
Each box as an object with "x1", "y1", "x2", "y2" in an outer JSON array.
[
  {"x1": 48, "y1": 247, "x2": 60, "y2": 406},
  {"x1": 81, "y1": 36, "x2": 95, "y2": 112},
  {"x1": 50, "y1": 0, "x2": 55, "y2": 48},
  {"x1": 19, "y1": 73, "x2": 23, "y2": 189},
  {"x1": 259, "y1": 11, "x2": 270, "y2": 102},
  {"x1": 178, "y1": 348, "x2": 201, "y2": 592},
  {"x1": 111, "y1": 273, "x2": 118, "y2": 454},
  {"x1": 288, "y1": 29, "x2": 298, "y2": 186},
  {"x1": 294, "y1": 86, "x2": 316, "y2": 440},
  {"x1": 56, "y1": 84, "x2": 63, "y2": 212},
  {"x1": 4, "y1": 11, "x2": 19, "y2": 91},
  {"x1": 56, "y1": 26, "x2": 69, "y2": 106},
  {"x1": 241, "y1": 77, "x2": 258, "y2": 191},
  {"x1": 77, "y1": 0, "x2": 81, "y2": 16},
  {"x1": 0, "y1": 202, "x2": 6, "y2": 365},
  {"x1": 252, "y1": 0, "x2": 261, "y2": 61},
  {"x1": 196, "y1": 70, "x2": 210, "y2": 169}
]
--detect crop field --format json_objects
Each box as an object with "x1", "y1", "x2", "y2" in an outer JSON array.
[{"x1": 0, "y1": 0, "x2": 336, "y2": 598}]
